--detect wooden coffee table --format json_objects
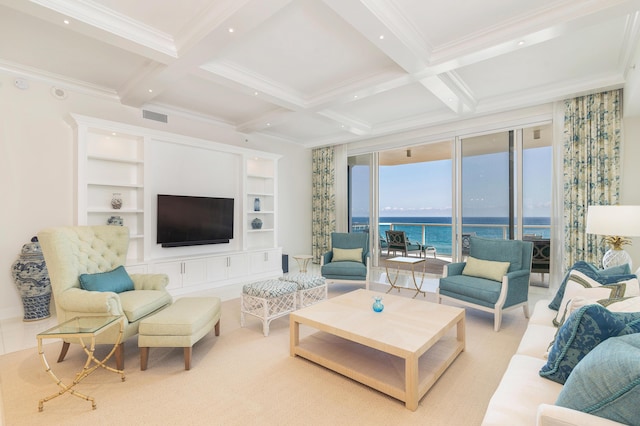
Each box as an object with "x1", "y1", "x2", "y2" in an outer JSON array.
[{"x1": 290, "y1": 289, "x2": 465, "y2": 410}]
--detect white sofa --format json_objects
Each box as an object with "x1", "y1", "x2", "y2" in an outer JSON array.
[{"x1": 481, "y1": 299, "x2": 626, "y2": 426}]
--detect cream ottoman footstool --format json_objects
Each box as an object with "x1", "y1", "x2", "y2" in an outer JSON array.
[
  {"x1": 241, "y1": 279, "x2": 297, "y2": 336},
  {"x1": 138, "y1": 297, "x2": 221, "y2": 370}
]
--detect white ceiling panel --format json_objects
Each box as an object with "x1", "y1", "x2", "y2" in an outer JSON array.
[
  {"x1": 457, "y1": 17, "x2": 627, "y2": 100},
  {"x1": 1, "y1": 0, "x2": 639, "y2": 147}
]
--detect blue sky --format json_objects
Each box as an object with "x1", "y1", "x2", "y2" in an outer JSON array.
[{"x1": 352, "y1": 146, "x2": 552, "y2": 218}]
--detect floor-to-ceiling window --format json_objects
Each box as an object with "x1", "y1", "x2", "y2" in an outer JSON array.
[{"x1": 347, "y1": 122, "x2": 552, "y2": 267}]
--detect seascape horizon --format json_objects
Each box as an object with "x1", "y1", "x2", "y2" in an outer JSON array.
[{"x1": 352, "y1": 216, "x2": 551, "y2": 256}]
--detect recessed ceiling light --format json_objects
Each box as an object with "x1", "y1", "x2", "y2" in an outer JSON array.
[
  {"x1": 254, "y1": 91, "x2": 259, "y2": 96},
  {"x1": 379, "y1": 35, "x2": 384, "y2": 40},
  {"x1": 354, "y1": 95, "x2": 358, "y2": 99},
  {"x1": 517, "y1": 40, "x2": 525, "y2": 46},
  {"x1": 148, "y1": 89, "x2": 153, "y2": 93},
  {"x1": 266, "y1": 122, "x2": 271, "y2": 126},
  {"x1": 228, "y1": 28, "x2": 234, "y2": 33},
  {"x1": 63, "y1": 19, "x2": 70, "y2": 25}
]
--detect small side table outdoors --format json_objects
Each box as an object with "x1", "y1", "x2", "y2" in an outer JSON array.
[
  {"x1": 292, "y1": 254, "x2": 313, "y2": 273},
  {"x1": 36, "y1": 315, "x2": 125, "y2": 411},
  {"x1": 385, "y1": 256, "x2": 427, "y2": 298}
]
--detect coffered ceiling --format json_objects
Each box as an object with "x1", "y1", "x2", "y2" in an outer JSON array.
[{"x1": 2, "y1": 0, "x2": 640, "y2": 147}]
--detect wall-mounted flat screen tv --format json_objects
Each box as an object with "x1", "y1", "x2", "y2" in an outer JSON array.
[{"x1": 157, "y1": 194, "x2": 234, "y2": 247}]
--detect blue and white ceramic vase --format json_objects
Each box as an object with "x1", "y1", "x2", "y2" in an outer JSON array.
[
  {"x1": 372, "y1": 296, "x2": 384, "y2": 313},
  {"x1": 11, "y1": 237, "x2": 52, "y2": 321},
  {"x1": 251, "y1": 218, "x2": 263, "y2": 229},
  {"x1": 254, "y1": 197, "x2": 261, "y2": 211}
]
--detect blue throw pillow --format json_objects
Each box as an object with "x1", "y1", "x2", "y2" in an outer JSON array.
[
  {"x1": 548, "y1": 261, "x2": 634, "y2": 311},
  {"x1": 539, "y1": 304, "x2": 640, "y2": 384},
  {"x1": 79, "y1": 265, "x2": 134, "y2": 293},
  {"x1": 556, "y1": 334, "x2": 640, "y2": 425}
]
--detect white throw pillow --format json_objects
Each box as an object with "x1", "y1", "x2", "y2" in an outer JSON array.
[
  {"x1": 461, "y1": 256, "x2": 510, "y2": 282},
  {"x1": 603, "y1": 296, "x2": 640, "y2": 312},
  {"x1": 331, "y1": 247, "x2": 363, "y2": 263},
  {"x1": 553, "y1": 270, "x2": 628, "y2": 326}
]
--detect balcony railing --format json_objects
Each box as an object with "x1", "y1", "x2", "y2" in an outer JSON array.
[{"x1": 351, "y1": 221, "x2": 550, "y2": 257}]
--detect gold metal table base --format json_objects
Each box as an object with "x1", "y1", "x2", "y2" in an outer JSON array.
[
  {"x1": 385, "y1": 257, "x2": 427, "y2": 298},
  {"x1": 37, "y1": 316, "x2": 125, "y2": 411}
]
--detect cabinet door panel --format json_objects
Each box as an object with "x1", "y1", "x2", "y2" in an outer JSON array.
[
  {"x1": 183, "y1": 259, "x2": 207, "y2": 287},
  {"x1": 153, "y1": 261, "x2": 183, "y2": 290},
  {"x1": 227, "y1": 254, "x2": 248, "y2": 279}
]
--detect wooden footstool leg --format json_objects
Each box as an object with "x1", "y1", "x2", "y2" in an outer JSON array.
[
  {"x1": 215, "y1": 320, "x2": 220, "y2": 336},
  {"x1": 140, "y1": 347, "x2": 149, "y2": 371},
  {"x1": 184, "y1": 347, "x2": 192, "y2": 370}
]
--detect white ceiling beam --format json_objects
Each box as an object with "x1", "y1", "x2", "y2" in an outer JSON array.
[{"x1": 118, "y1": 0, "x2": 294, "y2": 108}]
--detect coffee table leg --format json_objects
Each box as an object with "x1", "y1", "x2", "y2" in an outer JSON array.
[
  {"x1": 290, "y1": 317, "x2": 300, "y2": 356},
  {"x1": 405, "y1": 354, "x2": 419, "y2": 411}
]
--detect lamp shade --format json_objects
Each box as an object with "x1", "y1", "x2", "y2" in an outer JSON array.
[{"x1": 586, "y1": 205, "x2": 640, "y2": 236}]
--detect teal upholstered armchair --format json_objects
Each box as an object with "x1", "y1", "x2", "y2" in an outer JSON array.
[
  {"x1": 437, "y1": 236, "x2": 533, "y2": 331},
  {"x1": 321, "y1": 232, "x2": 370, "y2": 288}
]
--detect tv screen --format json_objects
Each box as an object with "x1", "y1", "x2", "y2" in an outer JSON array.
[{"x1": 157, "y1": 194, "x2": 234, "y2": 247}]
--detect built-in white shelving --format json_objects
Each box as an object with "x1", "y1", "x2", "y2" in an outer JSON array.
[{"x1": 68, "y1": 114, "x2": 283, "y2": 295}]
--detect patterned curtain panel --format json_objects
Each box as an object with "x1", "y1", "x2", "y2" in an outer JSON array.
[
  {"x1": 563, "y1": 89, "x2": 622, "y2": 269},
  {"x1": 312, "y1": 147, "x2": 336, "y2": 263}
]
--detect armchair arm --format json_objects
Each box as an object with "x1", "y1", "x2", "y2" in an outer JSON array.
[
  {"x1": 504, "y1": 269, "x2": 531, "y2": 306},
  {"x1": 130, "y1": 273, "x2": 169, "y2": 291},
  {"x1": 58, "y1": 287, "x2": 123, "y2": 315},
  {"x1": 321, "y1": 252, "x2": 332, "y2": 266},
  {"x1": 444, "y1": 262, "x2": 466, "y2": 277}
]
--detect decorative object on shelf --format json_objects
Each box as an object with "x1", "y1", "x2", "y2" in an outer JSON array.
[
  {"x1": 372, "y1": 296, "x2": 384, "y2": 313},
  {"x1": 11, "y1": 236, "x2": 52, "y2": 321},
  {"x1": 586, "y1": 205, "x2": 640, "y2": 269},
  {"x1": 107, "y1": 215, "x2": 123, "y2": 226},
  {"x1": 251, "y1": 218, "x2": 263, "y2": 229},
  {"x1": 254, "y1": 197, "x2": 261, "y2": 211},
  {"x1": 111, "y1": 192, "x2": 123, "y2": 209}
]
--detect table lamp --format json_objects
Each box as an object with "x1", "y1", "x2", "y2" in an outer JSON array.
[{"x1": 585, "y1": 205, "x2": 640, "y2": 269}]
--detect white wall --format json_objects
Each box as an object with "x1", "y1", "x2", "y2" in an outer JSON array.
[
  {"x1": 0, "y1": 73, "x2": 312, "y2": 319},
  {"x1": 622, "y1": 116, "x2": 640, "y2": 271}
]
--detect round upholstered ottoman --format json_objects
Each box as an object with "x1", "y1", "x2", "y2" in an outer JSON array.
[
  {"x1": 241, "y1": 279, "x2": 297, "y2": 336},
  {"x1": 281, "y1": 274, "x2": 327, "y2": 308},
  {"x1": 138, "y1": 297, "x2": 221, "y2": 370}
]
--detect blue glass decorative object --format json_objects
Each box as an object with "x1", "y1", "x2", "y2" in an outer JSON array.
[{"x1": 372, "y1": 296, "x2": 384, "y2": 313}]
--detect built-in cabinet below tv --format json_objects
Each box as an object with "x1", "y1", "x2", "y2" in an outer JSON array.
[{"x1": 68, "y1": 114, "x2": 283, "y2": 296}]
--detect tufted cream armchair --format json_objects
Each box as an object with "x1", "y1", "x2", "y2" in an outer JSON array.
[{"x1": 38, "y1": 226, "x2": 172, "y2": 370}]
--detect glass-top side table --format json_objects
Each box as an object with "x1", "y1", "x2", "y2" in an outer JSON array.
[
  {"x1": 37, "y1": 315, "x2": 126, "y2": 411},
  {"x1": 384, "y1": 256, "x2": 427, "y2": 298}
]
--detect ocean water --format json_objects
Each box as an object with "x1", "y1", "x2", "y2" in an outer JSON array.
[{"x1": 352, "y1": 216, "x2": 550, "y2": 256}]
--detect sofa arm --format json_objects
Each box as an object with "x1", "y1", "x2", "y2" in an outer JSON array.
[
  {"x1": 130, "y1": 273, "x2": 169, "y2": 291},
  {"x1": 321, "y1": 252, "x2": 332, "y2": 266},
  {"x1": 58, "y1": 287, "x2": 122, "y2": 314},
  {"x1": 537, "y1": 404, "x2": 626, "y2": 426}
]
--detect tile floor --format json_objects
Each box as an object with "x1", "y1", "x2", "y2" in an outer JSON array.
[{"x1": 0, "y1": 262, "x2": 553, "y2": 356}]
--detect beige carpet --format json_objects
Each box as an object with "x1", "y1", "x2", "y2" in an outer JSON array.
[{"x1": 0, "y1": 283, "x2": 528, "y2": 426}]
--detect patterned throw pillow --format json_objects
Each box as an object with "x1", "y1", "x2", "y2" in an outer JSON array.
[
  {"x1": 548, "y1": 261, "x2": 633, "y2": 311},
  {"x1": 552, "y1": 270, "x2": 636, "y2": 326},
  {"x1": 539, "y1": 304, "x2": 640, "y2": 384}
]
